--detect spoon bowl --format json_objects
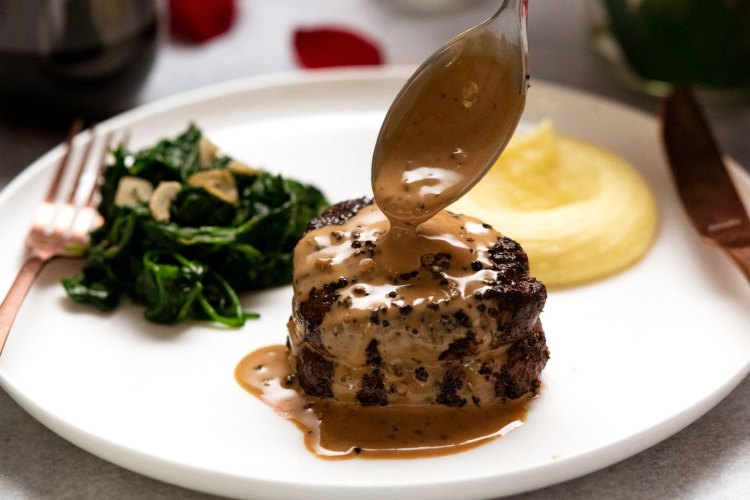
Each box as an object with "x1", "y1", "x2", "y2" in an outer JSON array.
[{"x1": 372, "y1": 0, "x2": 528, "y2": 229}]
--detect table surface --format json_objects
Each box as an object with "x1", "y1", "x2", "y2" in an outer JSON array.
[{"x1": 1, "y1": 1, "x2": 748, "y2": 499}]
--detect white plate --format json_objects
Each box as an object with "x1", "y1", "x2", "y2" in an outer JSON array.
[{"x1": 1, "y1": 68, "x2": 749, "y2": 500}]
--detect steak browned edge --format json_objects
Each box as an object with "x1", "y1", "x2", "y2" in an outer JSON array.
[
  {"x1": 493, "y1": 322, "x2": 549, "y2": 400},
  {"x1": 306, "y1": 196, "x2": 373, "y2": 232},
  {"x1": 294, "y1": 198, "x2": 374, "y2": 398},
  {"x1": 481, "y1": 237, "x2": 547, "y2": 347},
  {"x1": 356, "y1": 339, "x2": 388, "y2": 406},
  {"x1": 295, "y1": 278, "x2": 347, "y2": 398}
]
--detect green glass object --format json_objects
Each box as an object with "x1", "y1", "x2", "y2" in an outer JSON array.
[{"x1": 590, "y1": 0, "x2": 750, "y2": 95}]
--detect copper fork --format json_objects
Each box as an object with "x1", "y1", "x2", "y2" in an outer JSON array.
[{"x1": 0, "y1": 122, "x2": 123, "y2": 355}]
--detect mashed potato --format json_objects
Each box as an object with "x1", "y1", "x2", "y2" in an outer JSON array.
[{"x1": 451, "y1": 121, "x2": 658, "y2": 287}]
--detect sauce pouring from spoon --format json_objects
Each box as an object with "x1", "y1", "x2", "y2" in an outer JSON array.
[{"x1": 372, "y1": 0, "x2": 529, "y2": 269}]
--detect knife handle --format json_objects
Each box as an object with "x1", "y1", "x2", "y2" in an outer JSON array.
[{"x1": 723, "y1": 246, "x2": 750, "y2": 283}]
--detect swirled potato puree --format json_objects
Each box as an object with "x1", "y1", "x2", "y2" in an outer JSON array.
[{"x1": 451, "y1": 120, "x2": 658, "y2": 287}]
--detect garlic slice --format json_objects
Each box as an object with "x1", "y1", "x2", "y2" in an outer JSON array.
[
  {"x1": 227, "y1": 159, "x2": 260, "y2": 176},
  {"x1": 199, "y1": 137, "x2": 219, "y2": 167},
  {"x1": 149, "y1": 181, "x2": 182, "y2": 222},
  {"x1": 187, "y1": 169, "x2": 238, "y2": 204},
  {"x1": 114, "y1": 176, "x2": 154, "y2": 207}
]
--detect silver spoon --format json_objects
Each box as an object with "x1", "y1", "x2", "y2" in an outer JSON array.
[{"x1": 372, "y1": 0, "x2": 529, "y2": 230}]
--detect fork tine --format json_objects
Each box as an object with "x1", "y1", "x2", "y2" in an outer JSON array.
[
  {"x1": 71, "y1": 129, "x2": 117, "y2": 240},
  {"x1": 67, "y1": 128, "x2": 126, "y2": 240},
  {"x1": 48, "y1": 122, "x2": 96, "y2": 237},
  {"x1": 70, "y1": 204, "x2": 102, "y2": 243},
  {"x1": 65, "y1": 123, "x2": 97, "y2": 204},
  {"x1": 84, "y1": 129, "x2": 131, "y2": 208},
  {"x1": 45, "y1": 119, "x2": 84, "y2": 203},
  {"x1": 120, "y1": 129, "x2": 132, "y2": 149},
  {"x1": 71, "y1": 127, "x2": 133, "y2": 240},
  {"x1": 84, "y1": 129, "x2": 115, "y2": 209}
]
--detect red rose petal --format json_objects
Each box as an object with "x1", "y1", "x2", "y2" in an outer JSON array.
[
  {"x1": 169, "y1": 0, "x2": 236, "y2": 43},
  {"x1": 293, "y1": 27, "x2": 383, "y2": 69}
]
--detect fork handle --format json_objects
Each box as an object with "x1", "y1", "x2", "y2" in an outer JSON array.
[{"x1": 0, "y1": 255, "x2": 46, "y2": 355}]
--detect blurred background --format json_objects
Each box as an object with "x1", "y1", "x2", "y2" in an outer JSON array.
[
  {"x1": 1, "y1": 0, "x2": 748, "y2": 189},
  {"x1": 0, "y1": 0, "x2": 749, "y2": 498}
]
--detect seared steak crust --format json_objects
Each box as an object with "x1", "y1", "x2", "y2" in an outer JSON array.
[
  {"x1": 480, "y1": 322, "x2": 549, "y2": 401},
  {"x1": 483, "y1": 237, "x2": 548, "y2": 347},
  {"x1": 306, "y1": 196, "x2": 373, "y2": 232},
  {"x1": 296, "y1": 343, "x2": 334, "y2": 398},
  {"x1": 297, "y1": 278, "x2": 348, "y2": 346},
  {"x1": 357, "y1": 369, "x2": 388, "y2": 406},
  {"x1": 288, "y1": 198, "x2": 548, "y2": 407},
  {"x1": 436, "y1": 364, "x2": 468, "y2": 407}
]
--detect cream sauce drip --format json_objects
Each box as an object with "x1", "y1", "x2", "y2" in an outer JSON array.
[
  {"x1": 289, "y1": 205, "x2": 513, "y2": 405},
  {"x1": 236, "y1": 345, "x2": 529, "y2": 459},
  {"x1": 293, "y1": 204, "x2": 501, "y2": 334}
]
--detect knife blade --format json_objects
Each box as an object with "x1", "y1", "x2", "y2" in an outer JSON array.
[{"x1": 660, "y1": 87, "x2": 750, "y2": 281}]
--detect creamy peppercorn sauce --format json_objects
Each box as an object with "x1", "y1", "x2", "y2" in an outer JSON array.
[
  {"x1": 235, "y1": 26, "x2": 542, "y2": 458},
  {"x1": 290, "y1": 205, "x2": 512, "y2": 405},
  {"x1": 236, "y1": 345, "x2": 529, "y2": 459}
]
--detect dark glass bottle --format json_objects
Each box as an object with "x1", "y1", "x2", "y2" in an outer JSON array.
[{"x1": 0, "y1": 0, "x2": 159, "y2": 126}]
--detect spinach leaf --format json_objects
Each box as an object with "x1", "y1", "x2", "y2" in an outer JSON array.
[
  {"x1": 63, "y1": 124, "x2": 328, "y2": 327},
  {"x1": 130, "y1": 123, "x2": 202, "y2": 182},
  {"x1": 171, "y1": 186, "x2": 236, "y2": 227}
]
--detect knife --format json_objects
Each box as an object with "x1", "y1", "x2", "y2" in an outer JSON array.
[{"x1": 661, "y1": 87, "x2": 750, "y2": 281}]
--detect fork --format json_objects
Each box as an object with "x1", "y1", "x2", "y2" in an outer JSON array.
[{"x1": 0, "y1": 122, "x2": 121, "y2": 355}]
